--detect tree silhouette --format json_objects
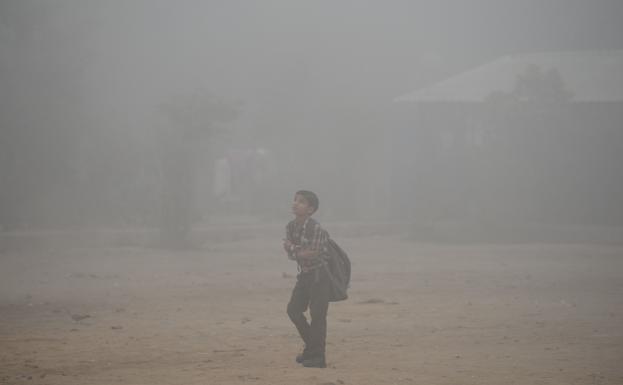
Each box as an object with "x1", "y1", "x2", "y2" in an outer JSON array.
[{"x1": 157, "y1": 89, "x2": 240, "y2": 248}]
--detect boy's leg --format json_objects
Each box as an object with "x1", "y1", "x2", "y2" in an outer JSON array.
[
  {"x1": 305, "y1": 269, "x2": 331, "y2": 362},
  {"x1": 287, "y1": 273, "x2": 312, "y2": 350}
]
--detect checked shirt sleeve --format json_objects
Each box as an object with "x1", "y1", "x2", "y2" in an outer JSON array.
[{"x1": 307, "y1": 222, "x2": 329, "y2": 255}]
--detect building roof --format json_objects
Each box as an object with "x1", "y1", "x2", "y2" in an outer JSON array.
[{"x1": 395, "y1": 50, "x2": 623, "y2": 103}]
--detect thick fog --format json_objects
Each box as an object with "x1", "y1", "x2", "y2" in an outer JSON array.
[
  {"x1": 3, "y1": 4, "x2": 623, "y2": 382},
  {"x1": 1, "y1": 0, "x2": 622, "y2": 244}
]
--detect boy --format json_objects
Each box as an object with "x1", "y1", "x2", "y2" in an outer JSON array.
[{"x1": 284, "y1": 190, "x2": 331, "y2": 368}]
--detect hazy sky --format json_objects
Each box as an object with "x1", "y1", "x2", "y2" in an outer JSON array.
[
  {"x1": 32, "y1": 0, "x2": 610, "y2": 105},
  {"x1": 3, "y1": 0, "x2": 622, "y2": 113}
]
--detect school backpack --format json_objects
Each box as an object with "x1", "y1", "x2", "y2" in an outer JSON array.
[{"x1": 324, "y1": 239, "x2": 351, "y2": 302}]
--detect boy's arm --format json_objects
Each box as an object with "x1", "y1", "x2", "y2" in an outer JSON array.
[
  {"x1": 284, "y1": 224, "x2": 301, "y2": 260},
  {"x1": 283, "y1": 239, "x2": 300, "y2": 260},
  {"x1": 296, "y1": 248, "x2": 322, "y2": 259},
  {"x1": 284, "y1": 238, "x2": 317, "y2": 260},
  {"x1": 284, "y1": 223, "x2": 296, "y2": 259}
]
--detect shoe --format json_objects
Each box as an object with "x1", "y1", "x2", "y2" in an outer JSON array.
[
  {"x1": 295, "y1": 353, "x2": 306, "y2": 363},
  {"x1": 296, "y1": 346, "x2": 311, "y2": 363},
  {"x1": 302, "y1": 356, "x2": 326, "y2": 368}
]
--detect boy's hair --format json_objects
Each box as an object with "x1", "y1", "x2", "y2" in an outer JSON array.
[{"x1": 295, "y1": 190, "x2": 319, "y2": 213}]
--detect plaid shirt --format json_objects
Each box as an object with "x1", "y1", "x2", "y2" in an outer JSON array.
[{"x1": 286, "y1": 217, "x2": 329, "y2": 273}]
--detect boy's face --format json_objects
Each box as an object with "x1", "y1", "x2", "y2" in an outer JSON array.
[{"x1": 292, "y1": 194, "x2": 315, "y2": 218}]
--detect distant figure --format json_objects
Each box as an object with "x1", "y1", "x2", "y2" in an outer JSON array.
[{"x1": 284, "y1": 190, "x2": 350, "y2": 368}]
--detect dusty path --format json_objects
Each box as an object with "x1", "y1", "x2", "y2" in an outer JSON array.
[{"x1": 1, "y1": 232, "x2": 622, "y2": 384}]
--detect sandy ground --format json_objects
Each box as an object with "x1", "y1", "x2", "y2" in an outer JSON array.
[{"x1": 1, "y1": 228, "x2": 622, "y2": 385}]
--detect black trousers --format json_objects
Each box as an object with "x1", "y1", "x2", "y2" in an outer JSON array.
[{"x1": 287, "y1": 268, "x2": 331, "y2": 358}]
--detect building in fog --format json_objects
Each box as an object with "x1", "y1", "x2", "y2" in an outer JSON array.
[{"x1": 391, "y1": 50, "x2": 623, "y2": 227}]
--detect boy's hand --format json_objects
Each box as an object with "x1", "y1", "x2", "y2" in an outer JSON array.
[
  {"x1": 283, "y1": 239, "x2": 294, "y2": 253},
  {"x1": 296, "y1": 248, "x2": 320, "y2": 259}
]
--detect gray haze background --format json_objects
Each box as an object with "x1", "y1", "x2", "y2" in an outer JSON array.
[{"x1": 1, "y1": 0, "x2": 622, "y2": 246}]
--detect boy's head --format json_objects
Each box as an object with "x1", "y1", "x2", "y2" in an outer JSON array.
[{"x1": 293, "y1": 190, "x2": 319, "y2": 217}]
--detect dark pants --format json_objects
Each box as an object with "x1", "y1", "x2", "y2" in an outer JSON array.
[{"x1": 287, "y1": 268, "x2": 330, "y2": 359}]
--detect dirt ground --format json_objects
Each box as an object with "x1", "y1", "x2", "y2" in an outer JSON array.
[{"x1": 1, "y1": 228, "x2": 622, "y2": 385}]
